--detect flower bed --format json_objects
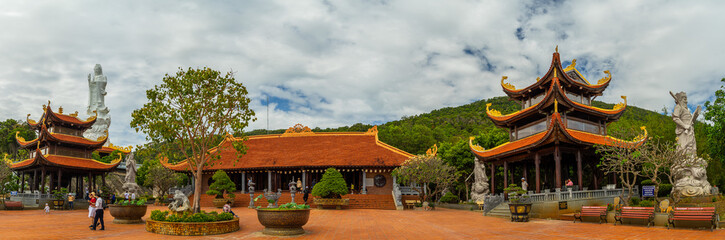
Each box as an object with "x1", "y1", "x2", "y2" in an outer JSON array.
[{"x1": 145, "y1": 210, "x2": 239, "y2": 236}]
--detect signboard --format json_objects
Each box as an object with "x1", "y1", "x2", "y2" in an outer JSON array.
[
  {"x1": 559, "y1": 201, "x2": 568, "y2": 210},
  {"x1": 642, "y1": 186, "x2": 655, "y2": 197},
  {"x1": 10, "y1": 191, "x2": 17, "y2": 196}
]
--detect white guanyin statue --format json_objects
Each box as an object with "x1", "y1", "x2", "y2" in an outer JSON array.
[{"x1": 83, "y1": 64, "x2": 111, "y2": 141}]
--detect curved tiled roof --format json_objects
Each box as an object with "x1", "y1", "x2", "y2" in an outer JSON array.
[
  {"x1": 162, "y1": 126, "x2": 413, "y2": 172},
  {"x1": 470, "y1": 113, "x2": 647, "y2": 160},
  {"x1": 502, "y1": 52, "x2": 611, "y2": 98},
  {"x1": 10, "y1": 149, "x2": 123, "y2": 171},
  {"x1": 27, "y1": 102, "x2": 97, "y2": 130},
  {"x1": 17, "y1": 124, "x2": 107, "y2": 149}
]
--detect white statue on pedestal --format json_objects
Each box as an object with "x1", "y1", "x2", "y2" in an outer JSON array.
[
  {"x1": 84, "y1": 64, "x2": 111, "y2": 141},
  {"x1": 670, "y1": 91, "x2": 711, "y2": 197}
]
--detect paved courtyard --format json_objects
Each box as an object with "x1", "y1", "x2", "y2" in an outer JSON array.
[{"x1": 0, "y1": 205, "x2": 722, "y2": 239}]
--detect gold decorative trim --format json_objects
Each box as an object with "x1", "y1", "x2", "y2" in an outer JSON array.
[
  {"x1": 563, "y1": 59, "x2": 577, "y2": 72},
  {"x1": 365, "y1": 126, "x2": 378, "y2": 135},
  {"x1": 96, "y1": 130, "x2": 109, "y2": 141},
  {"x1": 486, "y1": 103, "x2": 502, "y2": 117},
  {"x1": 86, "y1": 110, "x2": 98, "y2": 122},
  {"x1": 501, "y1": 76, "x2": 516, "y2": 90},
  {"x1": 469, "y1": 137, "x2": 486, "y2": 152},
  {"x1": 613, "y1": 96, "x2": 627, "y2": 110},
  {"x1": 554, "y1": 99, "x2": 559, "y2": 113},
  {"x1": 15, "y1": 131, "x2": 26, "y2": 142},
  {"x1": 426, "y1": 144, "x2": 438, "y2": 156},
  {"x1": 70, "y1": 111, "x2": 79, "y2": 117},
  {"x1": 597, "y1": 70, "x2": 611, "y2": 85},
  {"x1": 26, "y1": 114, "x2": 37, "y2": 125},
  {"x1": 108, "y1": 143, "x2": 133, "y2": 153},
  {"x1": 281, "y1": 124, "x2": 314, "y2": 137}
]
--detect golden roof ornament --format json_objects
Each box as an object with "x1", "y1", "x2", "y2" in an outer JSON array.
[
  {"x1": 58, "y1": 106, "x2": 63, "y2": 114},
  {"x1": 597, "y1": 70, "x2": 612, "y2": 85},
  {"x1": 554, "y1": 99, "x2": 559, "y2": 113},
  {"x1": 555, "y1": 45, "x2": 558, "y2": 53},
  {"x1": 282, "y1": 124, "x2": 314, "y2": 137},
  {"x1": 613, "y1": 96, "x2": 627, "y2": 110},
  {"x1": 563, "y1": 59, "x2": 577, "y2": 72},
  {"x1": 70, "y1": 111, "x2": 79, "y2": 117},
  {"x1": 27, "y1": 114, "x2": 37, "y2": 125},
  {"x1": 366, "y1": 126, "x2": 378, "y2": 135},
  {"x1": 426, "y1": 144, "x2": 438, "y2": 156},
  {"x1": 501, "y1": 76, "x2": 516, "y2": 90},
  {"x1": 469, "y1": 136, "x2": 485, "y2": 152},
  {"x1": 486, "y1": 103, "x2": 502, "y2": 117},
  {"x1": 86, "y1": 110, "x2": 98, "y2": 121}
]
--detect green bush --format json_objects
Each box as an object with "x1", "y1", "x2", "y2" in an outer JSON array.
[
  {"x1": 217, "y1": 212, "x2": 234, "y2": 221},
  {"x1": 640, "y1": 179, "x2": 654, "y2": 185},
  {"x1": 206, "y1": 170, "x2": 236, "y2": 199},
  {"x1": 150, "y1": 210, "x2": 169, "y2": 221},
  {"x1": 311, "y1": 168, "x2": 348, "y2": 198},
  {"x1": 440, "y1": 192, "x2": 459, "y2": 203},
  {"x1": 629, "y1": 196, "x2": 641, "y2": 206},
  {"x1": 639, "y1": 200, "x2": 654, "y2": 207},
  {"x1": 658, "y1": 184, "x2": 672, "y2": 197}
]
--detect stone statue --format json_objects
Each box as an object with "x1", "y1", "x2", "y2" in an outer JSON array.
[
  {"x1": 263, "y1": 189, "x2": 282, "y2": 208},
  {"x1": 124, "y1": 152, "x2": 137, "y2": 184},
  {"x1": 84, "y1": 64, "x2": 111, "y2": 141},
  {"x1": 471, "y1": 158, "x2": 490, "y2": 202},
  {"x1": 289, "y1": 180, "x2": 297, "y2": 202},
  {"x1": 247, "y1": 177, "x2": 255, "y2": 193},
  {"x1": 670, "y1": 91, "x2": 711, "y2": 197},
  {"x1": 168, "y1": 190, "x2": 191, "y2": 212}
]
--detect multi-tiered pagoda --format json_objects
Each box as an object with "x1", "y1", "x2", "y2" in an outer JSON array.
[
  {"x1": 470, "y1": 49, "x2": 647, "y2": 194},
  {"x1": 11, "y1": 102, "x2": 123, "y2": 196}
]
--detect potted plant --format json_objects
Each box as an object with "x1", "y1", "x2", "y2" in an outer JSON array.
[
  {"x1": 256, "y1": 202, "x2": 311, "y2": 236},
  {"x1": 51, "y1": 187, "x2": 69, "y2": 209},
  {"x1": 311, "y1": 168, "x2": 349, "y2": 209},
  {"x1": 504, "y1": 184, "x2": 531, "y2": 222},
  {"x1": 206, "y1": 170, "x2": 237, "y2": 208},
  {"x1": 109, "y1": 197, "x2": 148, "y2": 224}
]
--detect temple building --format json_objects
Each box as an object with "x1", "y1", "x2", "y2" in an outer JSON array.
[
  {"x1": 469, "y1": 49, "x2": 647, "y2": 194},
  {"x1": 11, "y1": 102, "x2": 126, "y2": 197},
  {"x1": 162, "y1": 124, "x2": 412, "y2": 196}
]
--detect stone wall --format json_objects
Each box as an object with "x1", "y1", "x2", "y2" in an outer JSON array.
[{"x1": 145, "y1": 219, "x2": 240, "y2": 236}]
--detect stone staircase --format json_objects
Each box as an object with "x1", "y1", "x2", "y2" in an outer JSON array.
[
  {"x1": 191, "y1": 193, "x2": 396, "y2": 210},
  {"x1": 485, "y1": 202, "x2": 511, "y2": 219}
]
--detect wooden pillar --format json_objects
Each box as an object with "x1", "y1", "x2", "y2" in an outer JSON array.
[
  {"x1": 57, "y1": 169, "x2": 62, "y2": 192},
  {"x1": 576, "y1": 150, "x2": 583, "y2": 190},
  {"x1": 40, "y1": 168, "x2": 46, "y2": 194},
  {"x1": 490, "y1": 164, "x2": 495, "y2": 194},
  {"x1": 361, "y1": 170, "x2": 366, "y2": 194},
  {"x1": 555, "y1": 144, "x2": 562, "y2": 189},
  {"x1": 523, "y1": 163, "x2": 528, "y2": 182},
  {"x1": 31, "y1": 170, "x2": 37, "y2": 192},
  {"x1": 241, "y1": 172, "x2": 246, "y2": 193},
  {"x1": 102, "y1": 173, "x2": 106, "y2": 189},
  {"x1": 88, "y1": 172, "x2": 93, "y2": 193},
  {"x1": 503, "y1": 161, "x2": 508, "y2": 189},
  {"x1": 535, "y1": 153, "x2": 541, "y2": 193},
  {"x1": 267, "y1": 170, "x2": 272, "y2": 191},
  {"x1": 20, "y1": 172, "x2": 25, "y2": 193}
]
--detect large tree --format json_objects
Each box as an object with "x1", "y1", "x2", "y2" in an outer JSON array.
[
  {"x1": 0, "y1": 161, "x2": 13, "y2": 206},
  {"x1": 144, "y1": 165, "x2": 183, "y2": 198},
  {"x1": 392, "y1": 155, "x2": 459, "y2": 202},
  {"x1": 704, "y1": 78, "x2": 725, "y2": 188},
  {"x1": 639, "y1": 137, "x2": 687, "y2": 203},
  {"x1": 131, "y1": 67, "x2": 256, "y2": 213},
  {"x1": 595, "y1": 127, "x2": 646, "y2": 205}
]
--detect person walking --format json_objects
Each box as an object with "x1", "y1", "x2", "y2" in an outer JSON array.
[
  {"x1": 44, "y1": 203, "x2": 50, "y2": 214},
  {"x1": 123, "y1": 191, "x2": 129, "y2": 200},
  {"x1": 521, "y1": 178, "x2": 528, "y2": 191},
  {"x1": 91, "y1": 195, "x2": 105, "y2": 230},
  {"x1": 110, "y1": 194, "x2": 116, "y2": 204},
  {"x1": 303, "y1": 186, "x2": 310, "y2": 204},
  {"x1": 68, "y1": 194, "x2": 75, "y2": 210},
  {"x1": 88, "y1": 192, "x2": 97, "y2": 228}
]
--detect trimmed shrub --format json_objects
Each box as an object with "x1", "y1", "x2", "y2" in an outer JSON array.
[
  {"x1": 629, "y1": 196, "x2": 641, "y2": 206},
  {"x1": 149, "y1": 209, "x2": 234, "y2": 222},
  {"x1": 658, "y1": 184, "x2": 672, "y2": 197},
  {"x1": 440, "y1": 192, "x2": 459, "y2": 203},
  {"x1": 311, "y1": 168, "x2": 348, "y2": 198},
  {"x1": 639, "y1": 200, "x2": 654, "y2": 207},
  {"x1": 206, "y1": 170, "x2": 236, "y2": 199}
]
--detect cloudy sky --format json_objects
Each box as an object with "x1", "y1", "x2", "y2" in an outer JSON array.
[{"x1": 0, "y1": 0, "x2": 723, "y2": 147}]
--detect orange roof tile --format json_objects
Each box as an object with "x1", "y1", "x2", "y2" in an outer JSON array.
[
  {"x1": 162, "y1": 128, "x2": 413, "y2": 172},
  {"x1": 11, "y1": 150, "x2": 122, "y2": 171}
]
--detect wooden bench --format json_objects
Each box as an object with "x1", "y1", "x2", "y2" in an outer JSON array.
[
  {"x1": 667, "y1": 207, "x2": 717, "y2": 231},
  {"x1": 4, "y1": 201, "x2": 24, "y2": 210},
  {"x1": 404, "y1": 200, "x2": 419, "y2": 209},
  {"x1": 574, "y1": 206, "x2": 607, "y2": 224},
  {"x1": 614, "y1": 207, "x2": 654, "y2": 227}
]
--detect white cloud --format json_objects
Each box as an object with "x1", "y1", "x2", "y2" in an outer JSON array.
[{"x1": 0, "y1": 0, "x2": 723, "y2": 147}]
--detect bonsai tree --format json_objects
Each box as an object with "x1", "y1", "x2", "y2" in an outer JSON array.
[
  {"x1": 206, "y1": 170, "x2": 236, "y2": 199},
  {"x1": 503, "y1": 184, "x2": 529, "y2": 204},
  {"x1": 52, "y1": 187, "x2": 69, "y2": 201},
  {"x1": 392, "y1": 155, "x2": 458, "y2": 202},
  {"x1": 311, "y1": 168, "x2": 348, "y2": 199}
]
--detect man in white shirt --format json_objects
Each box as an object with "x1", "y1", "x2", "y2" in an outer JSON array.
[
  {"x1": 124, "y1": 191, "x2": 129, "y2": 200},
  {"x1": 91, "y1": 196, "x2": 105, "y2": 230},
  {"x1": 131, "y1": 192, "x2": 136, "y2": 201},
  {"x1": 521, "y1": 178, "x2": 528, "y2": 191}
]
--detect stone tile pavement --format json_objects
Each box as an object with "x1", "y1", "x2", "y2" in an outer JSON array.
[{"x1": 0, "y1": 205, "x2": 722, "y2": 239}]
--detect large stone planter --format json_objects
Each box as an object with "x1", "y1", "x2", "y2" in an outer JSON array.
[
  {"x1": 508, "y1": 203, "x2": 532, "y2": 222},
  {"x1": 212, "y1": 198, "x2": 234, "y2": 208},
  {"x1": 145, "y1": 218, "x2": 240, "y2": 236},
  {"x1": 52, "y1": 200, "x2": 65, "y2": 210},
  {"x1": 256, "y1": 208, "x2": 310, "y2": 236},
  {"x1": 313, "y1": 198, "x2": 349, "y2": 209},
  {"x1": 109, "y1": 204, "x2": 148, "y2": 224}
]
